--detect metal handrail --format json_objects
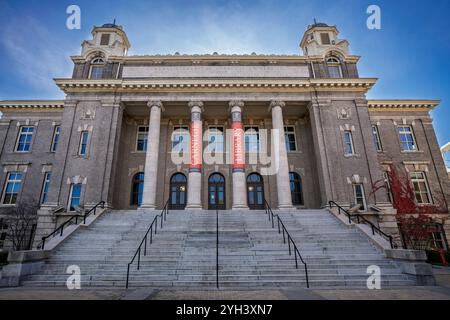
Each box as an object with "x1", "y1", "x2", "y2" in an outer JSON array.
[
  {"x1": 264, "y1": 200, "x2": 309, "y2": 288},
  {"x1": 41, "y1": 201, "x2": 105, "y2": 250},
  {"x1": 216, "y1": 208, "x2": 219, "y2": 289},
  {"x1": 328, "y1": 201, "x2": 394, "y2": 249},
  {"x1": 125, "y1": 200, "x2": 169, "y2": 289}
]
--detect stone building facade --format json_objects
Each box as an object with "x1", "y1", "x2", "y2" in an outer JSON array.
[{"x1": 0, "y1": 22, "x2": 449, "y2": 250}]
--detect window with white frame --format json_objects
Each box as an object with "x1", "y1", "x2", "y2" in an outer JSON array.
[
  {"x1": 68, "y1": 184, "x2": 82, "y2": 212},
  {"x1": 244, "y1": 126, "x2": 260, "y2": 153},
  {"x1": 207, "y1": 126, "x2": 224, "y2": 153},
  {"x1": 353, "y1": 184, "x2": 366, "y2": 210},
  {"x1": 372, "y1": 125, "x2": 382, "y2": 152},
  {"x1": 172, "y1": 126, "x2": 189, "y2": 153},
  {"x1": 136, "y1": 126, "x2": 149, "y2": 152},
  {"x1": 50, "y1": 126, "x2": 60, "y2": 152},
  {"x1": 15, "y1": 126, "x2": 34, "y2": 152},
  {"x1": 89, "y1": 58, "x2": 105, "y2": 80},
  {"x1": 410, "y1": 172, "x2": 432, "y2": 204},
  {"x1": 2, "y1": 172, "x2": 23, "y2": 205},
  {"x1": 343, "y1": 130, "x2": 355, "y2": 155},
  {"x1": 40, "y1": 172, "x2": 52, "y2": 204},
  {"x1": 78, "y1": 131, "x2": 90, "y2": 156},
  {"x1": 284, "y1": 126, "x2": 297, "y2": 152},
  {"x1": 398, "y1": 125, "x2": 418, "y2": 151},
  {"x1": 326, "y1": 57, "x2": 342, "y2": 78}
]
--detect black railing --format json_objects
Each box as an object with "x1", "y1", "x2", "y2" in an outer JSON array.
[
  {"x1": 264, "y1": 200, "x2": 309, "y2": 288},
  {"x1": 328, "y1": 201, "x2": 394, "y2": 249},
  {"x1": 41, "y1": 201, "x2": 105, "y2": 250},
  {"x1": 126, "y1": 200, "x2": 169, "y2": 289},
  {"x1": 216, "y1": 208, "x2": 219, "y2": 289}
]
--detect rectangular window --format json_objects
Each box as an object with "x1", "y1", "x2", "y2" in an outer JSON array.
[
  {"x1": 398, "y1": 125, "x2": 417, "y2": 151},
  {"x1": 343, "y1": 131, "x2": 355, "y2": 155},
  {"x1": 172, "y1": 126, "x2": 189, "y2": 153},
  {"x1": 50, "y1": 126, "x2": 61, "y2": 152},
  {"x1": 372, "y1": 125, "x2": 382, "y2": 152},
  {"x1": 68, "y1": 184, "x2": 82, "y2": 212},
  {"x1": 100, "y1": 34, "x2": 110, "y2": 46},
  {"x1": 78, "y1": 131, "x2": 90, "y2": 156},
  {"x1": 207, "y1": 126, "x2": 224, "y2": 153},
  {"x1": 40, "y1": 172, "x2": 52, "y2": 204},
  {"x1": 383, "y1": 172, "x2": 392, "y2": 203},
  {"x1": 328, "y1": 65, "x2": 342, "y2": 78},
  {"x1": 15, "y1": 126, "x2": 34, "y2": 152},
  {"x1": 89, "y1": 66, "x2": 104, "y2": 79},
  {"x1": 2, "y1": 172, "x2": 23, "y2": 205},
  {"x1": 136, "y1": 126, "x2": 149, "y2": 152},
  {"x1": 410, "y1": 172, "x2": 432, "y2": 204},
  {"x1": 244, "y1": 126, "x2": 260, "y2": 153},
  {"x1": 284, "y1": 126, "x2": 297, "y2": 152},
  {"x1": 353, "y1": 184, "x2": 366, "y2": 210},
  {"x1": 320, "y1": 33, "x2": 331, "y2": 45}
]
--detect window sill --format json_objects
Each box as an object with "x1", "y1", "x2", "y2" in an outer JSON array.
[
  {"x1": 344, "y1": 154, "x2": 360, "y2": 158},
  {"x1": 401, "y1": 150, "x2": 424, "y2": 154},
  {"x1": 0, "y1": 204, "x2": 16, "y2": 208},
  {"x1": 131, "y1": 151, "x2": 147, "y2": 154}
]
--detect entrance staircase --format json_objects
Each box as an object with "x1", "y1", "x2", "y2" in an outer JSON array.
[{"x1": 21, "y1": 209, "x2": 415, "y2": 288}]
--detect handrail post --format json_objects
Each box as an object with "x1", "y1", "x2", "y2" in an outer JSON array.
[
  {"x1": 287, "y1": 235, "x2": 292, "y2": 256},
  {"x1": 160, "y1": 214, "x2": 163, "y2": 229},
  {"x1": 294, "y1": 248, "x2": 298, "y2": 269},
  {"x1": 155, "y1": 217, "x2": 158, "y2": 234},
  {"x1": 144, "y1": 235, "x2": 147, "y2": 256},
  {"x1": 216, "y1": 208, "x2": 219, "y2": 289},
  {"x1": 41, "y1": 237, "x2": 46, "y2": 250},
  {"x1": 277, "y1": 218, "x2": 281, "y2": 234},
  {"x1": 282, "y1": 228, "x2": 286, "y2": 243},
  {"x1": 137, "y1": 247, "x2": 141, "y2": 270},
  {"x1": 60, "y1": 225, "x2": 64, "y2": 236},
  {"x1": 126, "y1": 264, "x2": 130, "y2": 289}
]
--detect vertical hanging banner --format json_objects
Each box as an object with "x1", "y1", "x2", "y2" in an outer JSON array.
[
  {"x1": 232, "y1": 121, "x2": 245, "y2": 170},
  {"x1": 190, "y1": 120, "x2": 202, "y2": 170}
]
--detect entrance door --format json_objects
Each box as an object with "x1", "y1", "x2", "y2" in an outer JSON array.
[
  {"x1": 208, "y1": 173, "x2": 226, "y2": 210},
  {"x1": 169, "y1": 173, "x2": 187, "y2": 209},
  {"x1": 247, "y1": 173, "x2": 265, "y2": 210}
]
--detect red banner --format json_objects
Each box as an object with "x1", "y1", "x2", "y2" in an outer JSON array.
[
  {"x1": 190, "y1": 121, "x2": 202, "y2": 169},
  {"x1": 232, "y1": 122, "x2": 245, "y2": 170}
]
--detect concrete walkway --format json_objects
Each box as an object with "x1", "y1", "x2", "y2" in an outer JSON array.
[{"x1": 1, "y1": 286, "x2": 450, "y2": 300}]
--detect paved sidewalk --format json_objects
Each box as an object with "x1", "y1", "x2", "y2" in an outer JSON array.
[{"x1": 1, "y1": 286, "x2": 450, "y2": 300}]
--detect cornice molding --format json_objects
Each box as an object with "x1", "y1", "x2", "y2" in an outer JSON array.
[
  {"x1": 367, "y1": 99, "x2": 440, "y2": 111},
  {"x1": 54, "y1": 78, "x2": 377, "y2": 94},
  {"x1": 0, "y1": 100, "x2": 65, "y2": 110}
]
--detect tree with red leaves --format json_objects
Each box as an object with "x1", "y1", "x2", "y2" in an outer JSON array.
[{"x1": 370, "y1": 164, "x2": 447, "y2": 250}]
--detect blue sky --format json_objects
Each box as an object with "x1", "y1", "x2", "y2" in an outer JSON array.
[{"x1": 0, "y1": 0, "x2": 449, "y2": 163}]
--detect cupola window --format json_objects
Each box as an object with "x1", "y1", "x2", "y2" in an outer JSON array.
[
  {"x1": 326, "y1": 57, "x2": 342, "y2": 78},
  {"x1": 89, "y1": 57, "x2": 105, "y2": 80}
]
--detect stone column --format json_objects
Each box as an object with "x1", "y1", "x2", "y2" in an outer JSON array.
[
  {"x1": 269, "y1": 101, "x2": 293, "y2": 209},
  {"x1": 229, "y1": 100, "x2": 248, "y2": 210},
  {"x1": 140, "y1": 100, "x2": 164, "y2": 210},
  {"x1": 186, "y1": 101, "x2": 204, "y2": 209}
]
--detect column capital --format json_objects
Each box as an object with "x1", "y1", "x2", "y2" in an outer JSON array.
[
  {"x1": 188, "y1": 100, "x2": 204, "y2": 112},
  {"x1": 229, "y1": 100, "x2": 245, "y2": 109},
  {"x1": 147, "y1": 100, "x2": 165, "y2": 111},
  {"x1": 269, "y1": 100, "x2": 286, "y2": 110}
]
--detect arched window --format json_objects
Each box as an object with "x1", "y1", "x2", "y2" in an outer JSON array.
[
  {"x1": 89, "y1": 57, "x2": 106, "y2": 79},
  {"x1": 131, "y1": 172, "x2": 144, "y2": 206},
  {"x1": 326, "y1": 56, "x2": 342, "y2": 78},
  {"x1": 289, "y1": 172, "x2": 304, "y2": 206}
]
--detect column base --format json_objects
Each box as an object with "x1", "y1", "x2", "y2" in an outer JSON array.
[
  {"x1": 232, "y1": 205, "x2": 249, "y2": 210},
  {"x1": 138, "y1": 205, "x2": 157, "y2": 212},
  {"x1": 277, "y1": 205, "x2": 295, "y2": 210},
  {"x1": 185, "y1": 205, "x2": 203, "y2": 210}
]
